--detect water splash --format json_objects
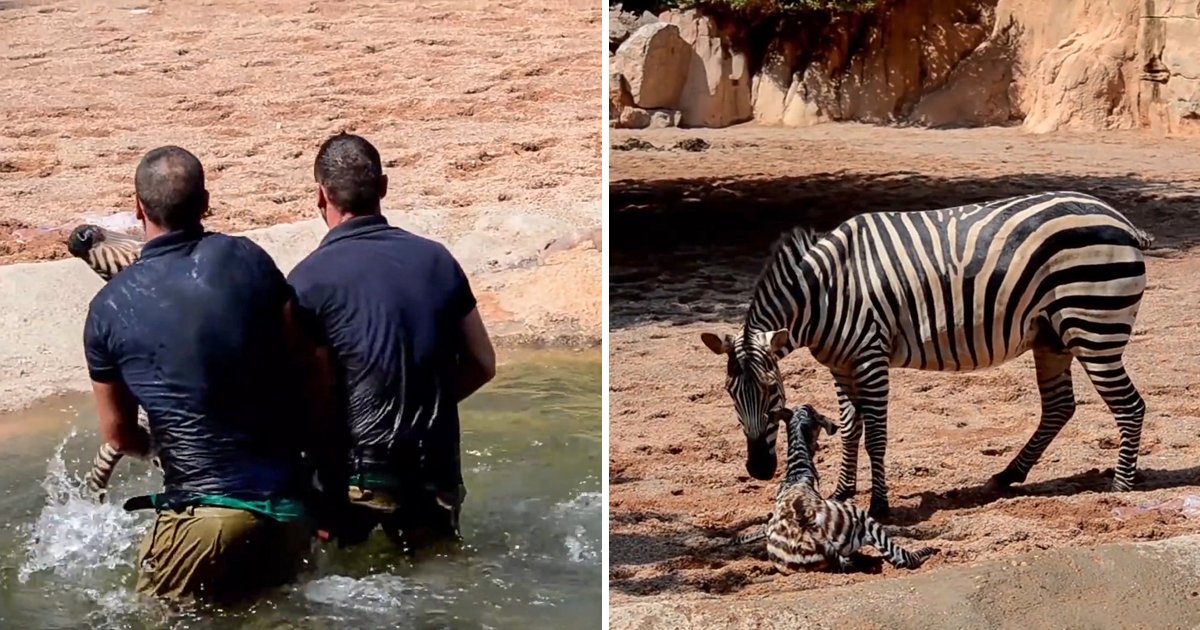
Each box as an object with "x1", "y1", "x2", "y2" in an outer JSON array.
[
  {"x1": 552, "y1": 492, "x2": 601, "y2": 564},
  {"x1": 17, "y1": 428, "x2": 145, "y2": 585},
  {"x1": 301, "y1": 574, "x2": 427, "y2": 614}
]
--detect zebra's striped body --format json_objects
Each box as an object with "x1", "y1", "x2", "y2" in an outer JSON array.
[
  {"x1": 702, "y1": 191, "x2": 1152, "y2": 519},
  {"x1": 66, "y1": 223, "x2": 157, "y2": 502},
  {"x1": 766, "y1": 404, "x2": 937, "y2": 572}
]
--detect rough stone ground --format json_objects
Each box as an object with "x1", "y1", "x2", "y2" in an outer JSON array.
[
  {"x1": 609, "y1": 124, "x2": 1200, "y2": 611},
  {"x1": 0, "y1": 0, "x2": 602, "y2": 368},
  {"x1": 610, "y1": 535, "x2": 1200, "y2": 630}
]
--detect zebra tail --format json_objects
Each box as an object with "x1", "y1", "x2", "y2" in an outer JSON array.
[
  {"x1": 85, "y1": 442, "x2": 124, "y2": 502},
  {"x1": 1132, "y1": 227, "x2": 1156, "y2": 251},
  {"x1": 867, "y1": 518, "x2": 938, "y2": 569}
]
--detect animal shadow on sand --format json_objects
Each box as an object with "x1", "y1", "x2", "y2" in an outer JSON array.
[
  {"x1": 610, "y1": 170, "x2": 1200, "y2": 332},
  {"x1": 887, "y1": 464, "x2": 1200, "y2": 528},
  {"x1": 609, "y1": 511, "x2": 886, "y2": 597}
]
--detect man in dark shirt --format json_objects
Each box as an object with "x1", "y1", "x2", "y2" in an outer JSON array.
[
  {"x1": 288, "y1": 133, "x2": 496, "y2": 550},
  {"x1": 83, "y1": 146, "x2": 329, "y2": 600}
]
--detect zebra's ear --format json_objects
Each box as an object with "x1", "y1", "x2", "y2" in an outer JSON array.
[
  {"x1": 700, "y1": 332, "x2": 732, "y2": 355},
  {"x1": 767, "y1": 329, "x2": 789, "y2": 354}
]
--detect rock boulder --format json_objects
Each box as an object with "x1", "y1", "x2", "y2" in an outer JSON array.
[
  {"x1": 663, "y1": 10, "x2": 752, "y2": 128},
  {"x1": 612, "y1": 23, "x2": 691, "y2": 111}
]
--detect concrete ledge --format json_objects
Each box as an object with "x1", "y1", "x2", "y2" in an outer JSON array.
[{"x1": 610, "y1": 535, "x2": 1200, "y2": 630}]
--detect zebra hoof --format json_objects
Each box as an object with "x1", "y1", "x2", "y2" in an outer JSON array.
[
  {"x1": 1110, "y1": 477, "x2": 1136, "y2": 492},
  {"x1": 983, "y1": 474, "x2": 1020, "y2": 496},
  {"x1": 868, "y1": 500, "x2": 890, "y2": 521}
]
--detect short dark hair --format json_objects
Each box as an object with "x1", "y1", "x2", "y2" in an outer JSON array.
[
  {"x1": 313, "y1": 133, "x2": 384, "y2": 215},
  {"x1": 134, "y1": 146, "x2": 207, "y2": 230}
]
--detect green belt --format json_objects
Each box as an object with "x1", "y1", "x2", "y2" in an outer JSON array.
[
  {"x1": 349, "y1": 471, "x2": 407, "y2": 492},
  {"x1": 125, "y1": 493, "x2": 308, "y2": 523}
]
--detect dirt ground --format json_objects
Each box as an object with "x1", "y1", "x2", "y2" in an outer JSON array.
[
  {"x1": 0, "y1": 0, "x2": 601, "y2": 264},
  {"x1": 608, "y1": 123, "x2": 1200, "y2": 603}
]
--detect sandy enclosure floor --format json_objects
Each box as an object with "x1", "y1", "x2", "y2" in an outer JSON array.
[
  {"x1": 0, "y1": 0, "x2": 601, "y2": 264},
  {"x1": 609, "y1": 124, "x2": 1200, "y2": 601}
]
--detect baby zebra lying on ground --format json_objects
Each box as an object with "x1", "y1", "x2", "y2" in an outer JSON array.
[
  {"x1": 757, "y1": 404, "x2": 939, "y2": 573},
  {"x1": 66, "y1": 223, "x2": 158, "y2": 502}
]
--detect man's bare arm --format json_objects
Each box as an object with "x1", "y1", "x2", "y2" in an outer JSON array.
[
  {"x1": 457, "y1": 307, "x2": 496, "y2": 402},
  {"x1": 93, "y1": 379, "x2": 150, "y2": 458}
]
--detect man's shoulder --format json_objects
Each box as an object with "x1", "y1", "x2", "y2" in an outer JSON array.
[
  {"x1": 287, "y1": 243, "x2": 330, "y2": 287},
  {"x1": 199, "y1": 232, "x2": 284, "y2": 277},
  {"x1": 291, "y1": 227, "x2": 458, "y2": 279},
  {"x1": 200, "y1": 231, "x2": 269, "y2": 259},
  {"x1": 85, "y1": 270, "x2": 136, "y2": 325},
  {"x1": 386, "y1": 227, "x2": 460, "y2": 266}
]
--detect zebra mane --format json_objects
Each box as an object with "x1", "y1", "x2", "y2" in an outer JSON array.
[{"x1": 741, "y1": 226, "x2": 822, "y2": 344}]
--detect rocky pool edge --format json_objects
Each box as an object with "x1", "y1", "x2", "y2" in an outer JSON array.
[{"x1": 0, "y1": 208, "x2": 601, "y2": 413}]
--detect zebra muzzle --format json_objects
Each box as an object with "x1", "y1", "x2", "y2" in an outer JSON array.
[{"x1": 745, "y1": 440, "x2": 778, "y2": 481}]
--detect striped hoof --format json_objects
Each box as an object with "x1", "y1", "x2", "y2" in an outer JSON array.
[{"x1": 907, "y1": 546, "x2": 940, "y2": 569}]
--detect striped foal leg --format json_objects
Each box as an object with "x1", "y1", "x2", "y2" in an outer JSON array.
[
  {"x1": 1078, "y1": 357, "x2": 1146, "y2": 491},
  {"x1": 853, "y1": 356, "x2": 892, "y2": 520},
  {"x1": 829, "y1": 375, "x2": 861, "y2": 503},
  {"x1": 988, "y1": 345, "x2": 1076, "y2": 490}
]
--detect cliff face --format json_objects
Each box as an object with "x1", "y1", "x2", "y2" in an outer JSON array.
[{"x1": 609, "y1": 0, "x2": 1200, "y2": 133}]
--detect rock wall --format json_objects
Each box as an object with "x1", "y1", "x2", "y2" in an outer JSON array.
[
  {"x1": 609, "y1": 0, "x2": 1200, "y2": 134},
  {"x1": 1140, "y1": 0, "x2": 1200, "y2": 133}
]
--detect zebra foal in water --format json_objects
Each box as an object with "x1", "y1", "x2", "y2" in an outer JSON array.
[
  {"x1": 701, "y1": 191, "x2": 1154, "y2": 520},
  {"x1": 66, "y1": 223, "x2": 155, "y2": 501}
]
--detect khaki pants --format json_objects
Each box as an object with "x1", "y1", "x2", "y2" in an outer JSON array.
[
  {"x1": 135, "y1": 506, "x2": 312, "y2": 601},
  {"x1": 336, "y1": 484, "x2": 465, "y2": 551}
]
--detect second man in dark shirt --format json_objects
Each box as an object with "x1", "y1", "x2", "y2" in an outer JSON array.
[{"x1": 288, "y1": 133, "x2": 497, "y2": 550}]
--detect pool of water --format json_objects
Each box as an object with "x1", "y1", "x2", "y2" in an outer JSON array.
[{"x1": 0, "y1": 351, "x2": 602, "y2": 629}]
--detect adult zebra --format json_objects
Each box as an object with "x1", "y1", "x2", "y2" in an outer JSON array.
[
  {"x1": 700, "y1": 191, "x2": 1154, "y2": 520},
  {"x1": 66, "y1": 223, "x2": 155, "y2": 501}
]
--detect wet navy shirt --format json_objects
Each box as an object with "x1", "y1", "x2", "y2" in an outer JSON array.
[
  {"x1": 286, "y1": 215, "x2": 476, "y2": 492},
  {"x1": 83, "y1": 228, "x2": 305, "y2": 504}
]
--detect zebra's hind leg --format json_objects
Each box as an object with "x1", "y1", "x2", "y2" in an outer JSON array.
[
  {"x1": 863, "y1": 509, "x2": 938, "y2": 569},
  {"x1": 1078, "y1": 357, "x2": 1147, "y2": 491},
  {"x1": 987, "y1": 343, "x2": 1076, "y2": 492}
]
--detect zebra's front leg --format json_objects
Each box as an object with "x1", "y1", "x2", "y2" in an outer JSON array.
[
  {"x1": 854, "y1": 357, "x2": 892, "y2": 520},
  {"x1": 829, "y1": 376, "x2": 860, "y2": 503},
  {"x1": 987, "y1": 346, "x2": 1075, "y2": 492}
]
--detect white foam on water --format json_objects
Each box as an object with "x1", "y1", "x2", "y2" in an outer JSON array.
[
  {"x1": 17, "y1": 428, "x2": 145, "y2": 585},
  {"x1": 552, "y1": 491, "x2": 601, "y2": 564},
  {"x1": 300, "y1": 574, "x2": 427, "y2": 614}
]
